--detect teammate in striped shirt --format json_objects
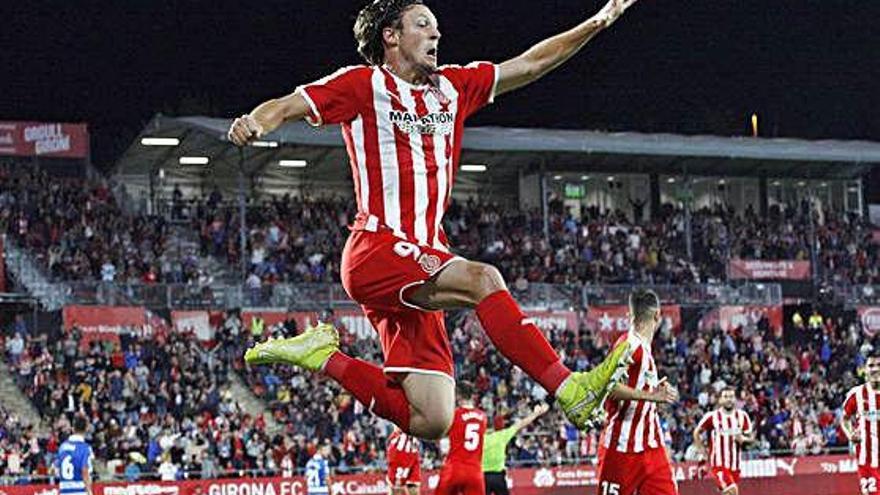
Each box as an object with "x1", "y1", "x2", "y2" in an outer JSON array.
[
  {"x1": 56, "y1": 416, "x2": 94, "y2": 495},
  {"x1": 241, "y1": 0, "x2": 642, "y2": 438},
  {"x1": 597, "y1": 289, "x2": 679, "y2": 495},
  {"x1": 842, "y1": 354, "x2": 880, "y2": 495},
  {"x1": 436, "y1": 382, "x2": 488, "y2": 495},
  {"x1": 386, "y1": 427, "x2": 422, "y2": 495},
  {"x1": 692, "y1": 388, "x2": 754, "y2": 495}
]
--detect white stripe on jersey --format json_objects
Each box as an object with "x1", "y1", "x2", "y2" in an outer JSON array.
[
  {"x1": 397, "y1": 88, "x2": 429, "y2": 245},
  {"x1": 351, "y1": 115, "x2": 370, "y2": 212},
  {"x1": 371, "y1": 69, "x2": 403, "y2": 237},
  {"x1": 647, "y1": 403, "x2": 660, "y2": 449},
  {"x1": 857, "y1": 388, "x2": 868, "y2": 465},
  {"x1": 871, "y1": 388, "x2": 879, "y2": 468},
  {"x1": 424, "y1": 87, "x2": 449, "y2": 251},
  {"x1": 436, "y1": 76, "x2": 459, "y2": 249}
]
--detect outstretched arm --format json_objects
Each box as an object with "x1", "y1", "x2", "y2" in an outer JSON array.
[
  {"x1": 610, "y1": 380, "x2": 678, "y2": 404},
  {"x1": 496, "y1": 0, "x2": 639, "y2": 97},
  {"x1": 228, "y1": 92, "x2": 311, "y2": 146},
  {"x1": 511, "y1": 403, "x2": 551, "y2": 433}
]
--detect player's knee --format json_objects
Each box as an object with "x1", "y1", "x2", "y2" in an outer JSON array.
[{"x1": 464, "y1": 262, "x2": 506, "y2": 303}]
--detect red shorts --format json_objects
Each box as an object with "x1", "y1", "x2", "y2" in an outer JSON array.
[
  {"x1": 597, "y1": 447, "x2": 678, "y2": 495},
  {"x1": 435, "y1": 463, "x2": 484, "y2": 495},
  {"x1": 710, "y1": 467, "x2": 740, "y2": 492},
  {"x1": 341, "y1": 229, "x2": 459, "y2": 378},
  {"x1": 387, "y1": 461, "x2": 421, "y2": 486},
  {"x1": 859, "y1": 465, "x2": 880, "y2": 494}
]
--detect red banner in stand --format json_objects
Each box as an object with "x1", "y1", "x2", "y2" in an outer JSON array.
[
  {"x1": 728, "y1": 259, "x2": 811, "y2": 280},
  {"x1": 585, "y1": 305, "x2": 681, "y2": 342},
  {"x1": 62, "y1": 305, "x2": 147, "y2": 350},
  {"x1": 0, "y1": 455, "x2": 861, "y2": 495},
  {"x1": 0, "y1": 121, "x2": 89, "y2": 158},
  {"x1": 859, "y1": 306, "x2": 880, "y2": 337}
]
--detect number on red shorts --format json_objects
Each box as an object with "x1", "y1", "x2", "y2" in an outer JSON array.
[
  {"x1": 393, "y1": 241, "x2": 422, "y2": 260},
  {"x1": 862, "y1": 477, "x2": 878, "y2": 494},
  {"x1": 600, "y1": 481, "x2": 620, "y2": 495}
]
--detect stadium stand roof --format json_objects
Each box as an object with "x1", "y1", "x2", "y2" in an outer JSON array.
[{"x1": 114, "y1": 113, "x2": 880, "y2": 196}]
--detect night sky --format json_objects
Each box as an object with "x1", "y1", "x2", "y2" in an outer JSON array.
[{"x1": 3, "y1": 0, "x2": 879, "y2": 194}]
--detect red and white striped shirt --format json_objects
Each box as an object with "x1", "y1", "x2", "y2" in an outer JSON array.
[
  {"x1": 386, "y1": 430, "x2": 421, "y2": 485},
  {"x1": 843, "y1": 384, "x2": 880, "y2": 467},
  {"x1": 696, "y1": 408, "x2": 752, "y2": 471},
  {"x1": 601, "y1": 332, "x2": 665, "y2": 453},
  {"x1": 298, "y1": 63, "x2": 498, "y2": 250}
]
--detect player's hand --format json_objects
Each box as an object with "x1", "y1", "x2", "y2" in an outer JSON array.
[
  {"x1": 534, "y1": 403, "x2": 550, "y2": 415},
  {"x1": 654, "y1": 381, "x2": 679, "y2": 404},
  {"x1": 228, "y1": 114, "x2": 264, "y2": 146},
  {"x1": 850, "y1": 431, "x2": 861, "y2": 444},
  {"x1": 594, "y1": 0, "x2": 639, "y2": 28}
]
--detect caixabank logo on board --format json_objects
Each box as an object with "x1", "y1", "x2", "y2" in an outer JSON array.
[{"x1": 532, "y1": 468, "x2": 556, "y2": 488}]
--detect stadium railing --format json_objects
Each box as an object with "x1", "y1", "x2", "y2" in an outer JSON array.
[{"x1": 26, "y1": 281, "x2": 782, "y2": 310}]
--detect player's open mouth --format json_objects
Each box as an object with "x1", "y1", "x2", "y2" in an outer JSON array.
[{"x1": 426, "y1": 48, "x2": 437, "y2": 61}]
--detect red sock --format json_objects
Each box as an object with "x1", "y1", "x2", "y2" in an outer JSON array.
[
  {"x1": 476, "y1": 290, "x2": 571, "y2": 393},
  {"x1": 323, "y1": 352, "x2": 411, "y2": 431}
]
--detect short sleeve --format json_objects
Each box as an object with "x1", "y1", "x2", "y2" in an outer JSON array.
[
  {"x1": 741, "y1": 412, "x2": 753, "y2": 434},
  {"x1": 297, "y1": 66, "x2": 370, "y2": 126},
  {"x1": 843, "y1": 389, "x2": 858, "y2": 418},
  {"x1": 697, "y1": 412, "x2": 714, "y2": 432},
  {"x1": 439, "y1": 62, "x2": 499, "y2": 119},
  {"x1": 500, "y1": 426, "x2": 518, "y2": 446}
]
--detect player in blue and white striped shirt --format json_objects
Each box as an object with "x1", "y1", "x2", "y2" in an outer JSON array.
[
  {"x1": 306, "y1": 444, "x2": 333, "y2": 495},
  {"x1": 57, "y1": 416, "x2": 94, "y2": 495}
]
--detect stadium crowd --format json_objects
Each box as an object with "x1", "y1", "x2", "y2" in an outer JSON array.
[
  {"x1": 0, "y1": 165, "x2": 205, "y2": 284},
  {"x1": 0, "y1": 303, "x2": 875, "y2": 482},
  {"x1": 1, "y1": 166, "x2": 876, "y2": 289},
  {"x1": 0, "y1": 168, "x2": 878, "y2": 483}
]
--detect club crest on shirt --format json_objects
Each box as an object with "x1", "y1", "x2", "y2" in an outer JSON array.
[{"x1": 389, "y1": 110, "x2": 454, "y2": 135}]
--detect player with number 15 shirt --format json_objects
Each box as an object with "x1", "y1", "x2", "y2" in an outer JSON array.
[{"x1": 436, "y1": 382, "x2": 487, "y2": 495}]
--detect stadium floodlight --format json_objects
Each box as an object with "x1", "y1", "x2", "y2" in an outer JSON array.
[
  {"x1": 279, "y1": 159, "x2": 308, "y2": 168},
  {"x1": 141, "y1": 137, "x2": 180, "y2": 146},
  {"x1": 251, "y1": 140, "x2": 279, "y2": 148},
  {"x1": 461, "y1": 164, "x2": 487, "y2": 172},
  {"x1": 667, "y1": 177, "x2": 676, "y2": 183},
  {"x1": 607, "y1": 176, "x2": 615, "y2": 182},
  {"x1": 771, "y1": 180, "x2": 781, "y2": 187},
  {"x1": 718, "y1": 179, "x2": 726, "y2": 185},
  {"x1": 581, "y1": 175, "x2": 591, "y2": 181},
  {"x1": 158, "y1": 168, "x2": 165, "y2": 179},
  {"x1": 553, "y1": 175, "x2": 563, "y2": 180},
  {"x1": 179, "y1": 156, "x2": 210, "y2": 165}
]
